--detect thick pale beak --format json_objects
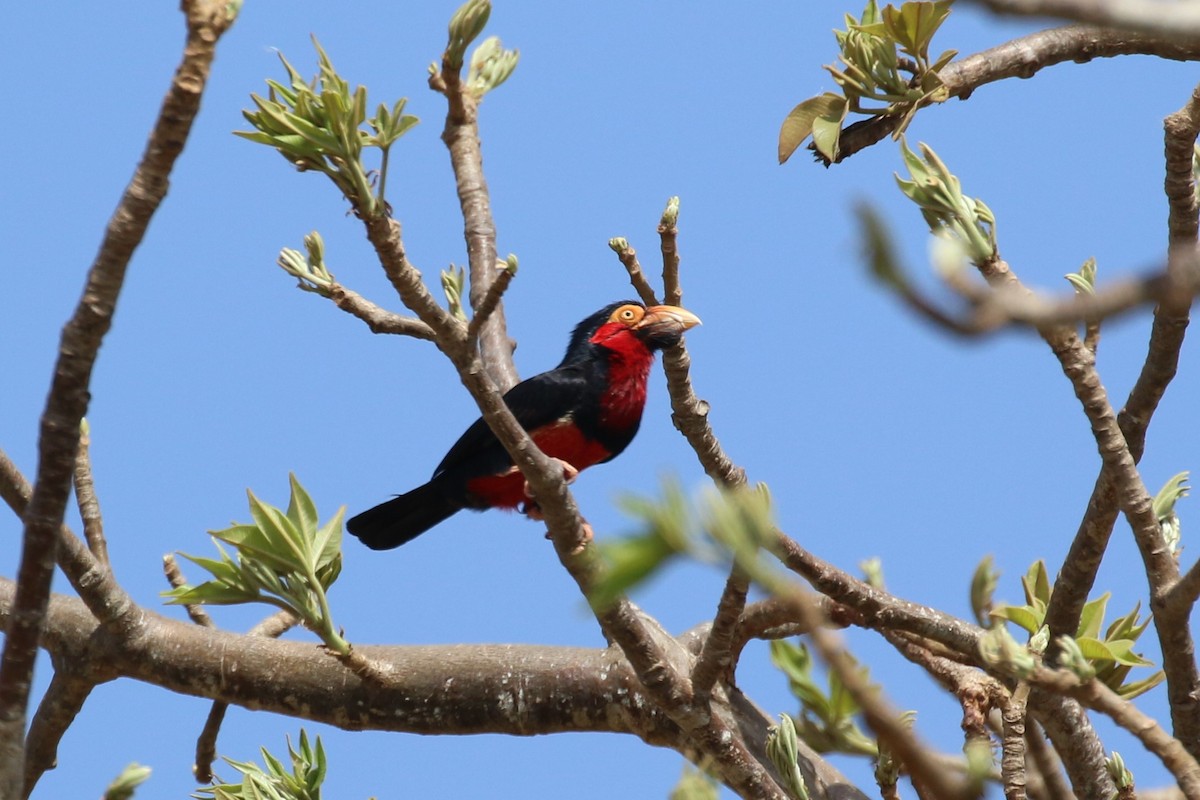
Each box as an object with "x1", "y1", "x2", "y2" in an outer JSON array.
[{"x1": 633, "y1": 305, "x2": 702, "y2": 348}]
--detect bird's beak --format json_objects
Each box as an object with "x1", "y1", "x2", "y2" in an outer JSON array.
[{"x1": 633, "y1": 305, "x2": 702, "y2": 347}]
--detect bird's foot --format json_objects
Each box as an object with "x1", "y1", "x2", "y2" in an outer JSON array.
[{"x1": 520, "y1": 458, "x2": 580, "y2": 501}]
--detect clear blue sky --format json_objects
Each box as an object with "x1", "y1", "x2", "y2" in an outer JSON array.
[{"x1": 4, "y1": 2, "x2": 1198, "y2": 797}]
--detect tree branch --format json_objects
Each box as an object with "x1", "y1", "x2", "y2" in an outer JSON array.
[
  {"x1": 0, "y1": 3, "x2": 235, "y2": 773},
  {"x1": 0, "y1": 581, "x2": 867, "y2": 800},
  {"x1": 71, "y1": 421, "x2": 109, "y2": 572},
  {"x1": 964, "y1": 0, "x2": 1200, "y2": 38},
  {"x1": 829, "y1": 26, "x2": 1200, "y2": 164},
  {"x1": 431, "y1": 49, "x2": 518, "y2": 391},
  {"x1": 328, "y1": 283, "x2": 437, "y2": 340},
  {"x1": 23, "y1": 665, "x2": 98, "y2": 798}
]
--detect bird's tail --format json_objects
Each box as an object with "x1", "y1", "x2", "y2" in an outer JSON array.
[{"x1": 346, "y1": 481, "x2": 462, "y2": 550}]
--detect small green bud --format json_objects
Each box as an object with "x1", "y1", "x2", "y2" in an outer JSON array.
[
  {"x1": 1106, "y1": 751, "x2": 1134, "y2": 789},
  {"x1": 1028, "y1": 625, "x2": 1050, "y2": 655},
  {"x1": 1055, "y1": 635, "x2": 1097, "y2": 681},
  {"x1": 608, "y1": 237, "x2": 630, "y2": 253},
  {"x1": 661, "y1": 196, "x2": 680, "y2": 227},
  {"x1": 766, "y1": 715, "x2": 810, "y2": 800},
  {"x1": 978, "y1": 627, "x2": 1037, "y2": 678}
]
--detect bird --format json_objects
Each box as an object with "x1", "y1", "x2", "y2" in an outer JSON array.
[{"x1": 347, "y1": 300, "x2": 701, "y2": 550}]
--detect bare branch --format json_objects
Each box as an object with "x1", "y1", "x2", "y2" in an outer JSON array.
[
  {"x1": 658, "y1": 198, "x2": 682, "y2": 307},
  {"x1": 0, "y1": 6, "x2": 235, "y2": 781},
  {"x1": 1023, "y1": 722, "x2": 1073, "y2": 800},
  {"x1": 776, "y1": 534, "x2": 983, "y2": 658},
  {"x1": 23, "y1": 666, "x2": 98, "y2": 798},
  {"x1": 162, "y1": 555, "x2": 214, "y2": 629},
  {"x1": 963, "y1": 0, "x2": 1200, "y2": 38},
  {"x1": 430, "y1": 45, "x2": 517, "y2": 391},
  {"x1": 609, "y1": 239, "x2": 660, "y2": 306},
  {"x1": 194, "y1": 609, "x2": 299, "y2": 784},
  {"x1": 328, "y1": 283, "x2": 437, "y2": 339},
  {"x1": 71, "y1": 422, "x2": 109, "y2": 572},
  {"x1": 1001, "y1": 683, "x2": 1032, "y2": 800},
  {"x1": 691, "y1": 569, "x2": 750, "y2": 697},
  {"x1": 466, "y1": 261, "x2": 515, "y2": 343}
]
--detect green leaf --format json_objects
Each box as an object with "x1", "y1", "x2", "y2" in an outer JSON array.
[
  {"x1": 1116, "y1": 670, "x2": 1165, "y2": 700},
  {"x1": 810, "y1": 100, "x2": 848, "y2": 163},
  {"x1": 778, "y1": 93, "x2": 845, "y2": 164},
  {"x1": 970, "y1": 555, "x2": 999, "y2": 628},
  {"x1": 991, "y1": 604, "x2": 1042, "y2": 635},
  {"x1": 1076, "y1": 592, "x2": 1110, "y2": 640},
  {"x1": 248, "y1": 490, "x2": 311, "y2": 567},
  {"x1": 165, "y1": 581, "x2": 259, "y2": 606},
  {"x1": 883, "y1": 1, "x2": 953, "y2": 61},
  {"x1": 286, "y1": 473, "x2": 319, "y2": 537},
  {"x1": 1021, "y1": 560, "x2": 1051, "y2": 606}
]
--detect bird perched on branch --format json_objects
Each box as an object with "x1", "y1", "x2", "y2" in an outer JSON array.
[{"x1": 347, "y1": 300, "x2": 701, "y2": 550}]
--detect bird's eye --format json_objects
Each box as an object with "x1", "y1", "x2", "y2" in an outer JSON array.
[{"x1": 613, "y1": 305, "x2": 642, "y2": 324}]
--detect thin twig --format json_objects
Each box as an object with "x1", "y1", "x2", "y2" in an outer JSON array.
[
  {"x1": 162, "y1": 555, "x2": 214, "y2": 629},
  {"x1": 23, "y1": 665, "x2": 98, "y2": 797},
  {"x1": 609, "y1": 240, "x2": 660, "y2": 306},
  {"x1": 194, "y1": 609, "x2": 299, "y2": 783},
  {"x1": 71, "y1": 421, "x2": 109, "y2": 571},
  {"x1": 776, "y1": 534, "x2": 983, "y2": 658},
  {"x1": 658, "y1": 200, "x2": 682, "y2": 307},
  {"x1": 466, "y1": 263, "x2": 515, "y2": 343},
  {"x1": 328, "y1": 284, "x2": 436, "y2": 340}
]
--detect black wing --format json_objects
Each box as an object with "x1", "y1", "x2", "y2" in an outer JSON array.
[{"x1": 432, "y1": 363, "x2": 593, "y2": 479}]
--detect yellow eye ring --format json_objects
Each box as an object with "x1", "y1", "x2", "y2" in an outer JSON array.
[{"x1": 611, "y1": 304, "x2": 644, "y2": 325}]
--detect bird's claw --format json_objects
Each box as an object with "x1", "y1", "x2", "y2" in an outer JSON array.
[{"x1": 520, "y1": 458, "x2": 580, "y2": 501}]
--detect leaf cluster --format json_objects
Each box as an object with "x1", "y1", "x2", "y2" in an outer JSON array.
[
  {"x1": 196, "y1": 731, "x2": 329, "y2": 800},
  {"x1": 770, "y1": 640, "x2": 880, "y2": 757},
  {"x1": 590, "y1": 481, "x2": 777, "y2": 610},
  {"x1": 778, "y1": 0, "x2": 955, "y2": 163},
  {"x1": 895, "y1": 138, "x2": 996, "y2": 264},
  {"x1": 990, "y1": 561, "x2": 1163, "y2": 699},
  {"x1": 236, "y1": 39, "x2": 418, "y2": 217},
  {"x1": 163, "y1": 474, "x2": 349, "y2": 655}
]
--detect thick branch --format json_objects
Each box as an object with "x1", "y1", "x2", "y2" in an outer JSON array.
[{"x1": 0, "y1": 581, "x2": 866, "y2": 800}]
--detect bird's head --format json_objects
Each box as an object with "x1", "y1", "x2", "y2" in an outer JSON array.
[{"x1": 564, "y1": 300, "x2": 702, "y2": 361}]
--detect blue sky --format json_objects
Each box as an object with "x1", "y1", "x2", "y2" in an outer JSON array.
[{"x1": 4, "y1": 1, "x2": 1198, "y2": 797}]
